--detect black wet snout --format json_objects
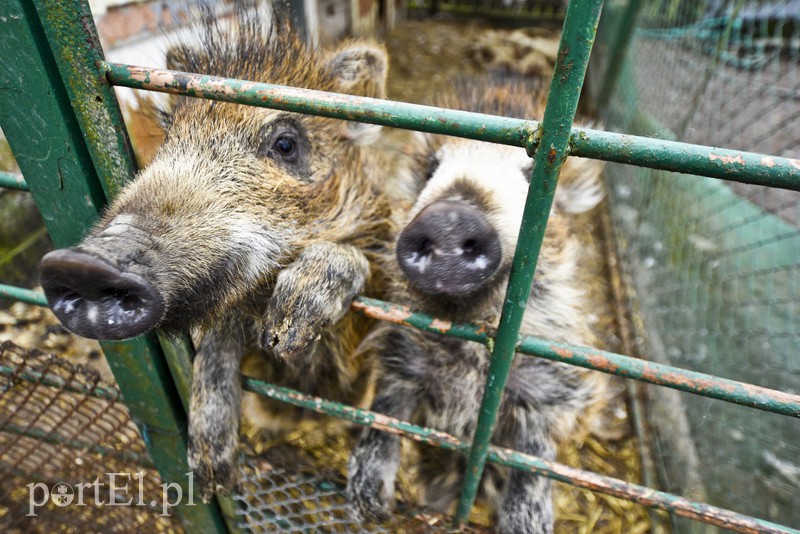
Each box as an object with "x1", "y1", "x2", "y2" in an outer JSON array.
[
  {"x1": 396, "y1": 200, "x2": 502, "y2": 296},
  {"x1": 40, "y1": 249, "x2": 165, "y2": 340}
]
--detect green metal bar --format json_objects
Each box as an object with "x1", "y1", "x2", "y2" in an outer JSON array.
[
  {"x1": 518, "y1": 337, "x2": 800, "y2": 417},
  {"x1": 153, "y1": 332, "x2": 245, "y2": 532},
  {"x1": 0, "y1": 284, "x2": 47, "y2": 306},
  {"x1": 352, "y1": 297, "x2": 491, "y2": 345},
  {"x1": 101, "y1": 61, "x2": 800, "y2": 191},
  {"x1": 0, "y1": 2, "x2": 227, "y2": 531},
  {"x1": 101, "y1": 62, "x2": 533, "y2": 147},
  {"x1": 596, "y1": 0, "x2": 645, "y2": 108},
  {"x1": 242, "y1": 377, "x2": 799, "y2": 534},
  {"x1": 32, "y1": 0, "x2": 135, "y2": 201},
  {"x1": 352, "y1": 297, "x2": 800, "y2": 417},
  {"x1": 0, "y1": 171, "x2": 28, "y2": 191},
  {"x1": 455, "y1": 0, "x2": 606, "y2": 524}
]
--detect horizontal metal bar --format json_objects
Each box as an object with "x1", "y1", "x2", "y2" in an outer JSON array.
[
  {"x1": 0, "y1": 171, "x2": 28, "y2": 191},
  {"x1": 7, "y1": 289, "x2": 798, "y2": 417},
  {"x1": 102, "y1": 62, "x2": 532, "y2": 148},
  {"x1": 351, "y1": 297, "x2": 491, "y2": 344},
  {"x1": 352, "y1": 297, "x2": 800, "y2": 417},
  {"x1": 102, "y1": 62, "x2": 800, "y2": 191},
  {"x1": 241, "y1": 376, "x2": 799, "y2": 534},
  {"x1": 0, "y1": 284, "x2": 48, "y2": 306}
]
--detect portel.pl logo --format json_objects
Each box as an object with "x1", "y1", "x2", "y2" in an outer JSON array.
[{"x1": 27, "y1": 471, "x2": 196, "y2": 517}]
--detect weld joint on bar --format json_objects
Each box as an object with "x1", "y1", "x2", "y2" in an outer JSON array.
[{"x1": 524, "y1": 124, "x2": 543, "y2": 158}]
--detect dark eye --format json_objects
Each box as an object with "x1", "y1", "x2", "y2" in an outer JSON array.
[{"x1": 269, "y1": 134, "x2": 298, "y2": 162}]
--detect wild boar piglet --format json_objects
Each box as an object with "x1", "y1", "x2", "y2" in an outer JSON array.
[
  {"x1": 347, "y1": 80, "x2": 606, "y2": 534},
  {"x1": 39, "y1": 5, "x2": 424, "y2": 501}
]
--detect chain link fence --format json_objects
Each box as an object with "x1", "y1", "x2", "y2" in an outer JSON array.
[{"x1": 591, "y1": 0, "x2": 800, "y2": 530}]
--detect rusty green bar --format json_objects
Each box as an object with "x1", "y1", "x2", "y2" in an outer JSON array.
[
  {"x1": 455, "y1": 0, "x2": 606, "y2": 524},
  {"x1": 101, "y1": 62, "x2": 532, "y2": 147},
  {"x1": 0, "y1": 283, "x2": 48, "y2": 306},
  {"x1": 0, "y1": 171, "x2": 28, "y2": 191},
  {"x1": 352, "y1": 297, "x2": 800, "y2": 417},
  {"x1": 34, "y1": 0, "x2": 135, "y2": 200},
  {"x1": 241, "y1": 377, "x2": 799, "y2": 534},
  {"x1": 102, "y1": 61, "x2": 800, "y2": 191},
  {"x1": 352, "y1": 297, "x2": 492, "y2": 344}
]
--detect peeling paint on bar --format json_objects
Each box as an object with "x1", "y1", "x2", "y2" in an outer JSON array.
[
  {"x1": 352, "y1": 297, "x2": 492, "y2": 343},
  {"x1": 102, "y1": 62, "x2": 800, "y2": 190},
  {"x1": 351, "y1": 297, "x2": 800, "y2": 417},
  {"x1": 241, "y1": 376, "x2": 799, "y2": 534},
  {"x1": 102, "y1": 62, "x2": 531, "y2": 149},
  {"x1": 526, "y1": 338, "x2": 800, "y2": 418}
]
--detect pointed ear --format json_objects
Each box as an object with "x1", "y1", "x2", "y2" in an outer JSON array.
[
  {"x1": 326, "y1": 41, "x2": 389, "y2": 99},
  {"x1": 326, "y1": 42, "x2": 389, "y2": 144}
]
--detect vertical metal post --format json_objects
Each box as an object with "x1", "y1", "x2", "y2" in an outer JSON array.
[
  {"x1": 0, "y1": 1, "x2": 229, "y2": 531},
  {"x1": 597, "y1": 0, "x2": 644, "y2": 109},
  {"x1": 453, "y1": 0, "x2": 606, "y2": 525}
]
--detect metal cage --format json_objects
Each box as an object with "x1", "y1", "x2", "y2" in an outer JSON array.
[{"x1": 0, "y1": 0, "x2": 798, "y2": 532}]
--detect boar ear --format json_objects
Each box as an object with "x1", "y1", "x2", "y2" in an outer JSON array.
[
  {"x1": 327, "y1": 42, "x2": 389, "y2": 98},
  {"x1": 326, "y1": 42, "x2": 389, "y2": 144}
]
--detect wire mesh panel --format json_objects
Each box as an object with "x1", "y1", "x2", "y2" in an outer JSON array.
[
  {"x1": 0, "y1": 341, "x2": 182, "y2": 533},
  {"x1": 592, "y1": 0, "x2": 800, "y2": 530}
]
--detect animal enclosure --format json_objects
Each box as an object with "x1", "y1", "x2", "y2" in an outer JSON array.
[{"x1": 0, "y1": 0, "x2": 798, "y2": 533}]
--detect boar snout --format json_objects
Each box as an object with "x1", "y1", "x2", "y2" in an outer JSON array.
[
  {"x1": 397, "y1": 200, "x2": 502, "y2": 296},
  {"x1": 40, "y1": 249, "x2": 165, "y2": 340}
]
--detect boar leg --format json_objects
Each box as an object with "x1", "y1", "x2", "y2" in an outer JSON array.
[
  {"x1": 261, "y1": 242, "x2": 370, "y2": 359},
  {"x1": 497, "y1": 414, "x2": 556, "y2": 534},
  {"x1": 188, "y1": 319, "x2": 244, "y2": 502},
  {"x1": 346, "y1": 385, "x2": 415, "y2": 523},
  {"x1": 347, "y1": 329, "x2": 422, "y2": 522}
]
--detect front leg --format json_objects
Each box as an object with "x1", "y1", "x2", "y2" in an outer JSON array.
[
  {"x1": 187, "y1": 320, "x2": 244, "y2": 503},
  {"x1": 261, "y1": 242, "x2": 370, "y2": 359},
  {"x1": 347, "y1": 379, "x2": 416, "y2": 523},
  {"x1": 498, "y1": 418, "x2": 556, "y2": 534}
]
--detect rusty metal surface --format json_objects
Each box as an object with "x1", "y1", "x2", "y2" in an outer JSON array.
[
  {"x1": 102, "y1": 61, "x2": 800, "y2": 190},
  {"x1": 242, "y1": 375, "x2": 799, "y2": 534},
  {"x1": 352, "y1": 296, "x2": 800, "y2": 417}
]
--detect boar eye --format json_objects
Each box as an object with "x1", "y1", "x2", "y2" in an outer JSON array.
[
  {"x1": 270, "y1": 134, "x2": 298, "y2": 162},
  {"x1": 258, "y1": 120, "x2": 312, "y2": 180}
]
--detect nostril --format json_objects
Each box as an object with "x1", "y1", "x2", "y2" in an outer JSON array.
[
  {"x1": 417, "y1": 238, "x2": 434, "y2": 256},
  {"x1": 462, "y1": 239, "x2": 477, "y2": 255},
  {"x1": 103, "y1": 288, "x2": 143, "y2": 315}
]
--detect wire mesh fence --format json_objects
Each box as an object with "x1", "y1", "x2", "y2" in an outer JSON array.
[
  {"x1": 0, "y1": 341, "x2": 181, "y2": 533},
  {"x1": 591, "y1": 0, "x2": 800, "y2": 530}
]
